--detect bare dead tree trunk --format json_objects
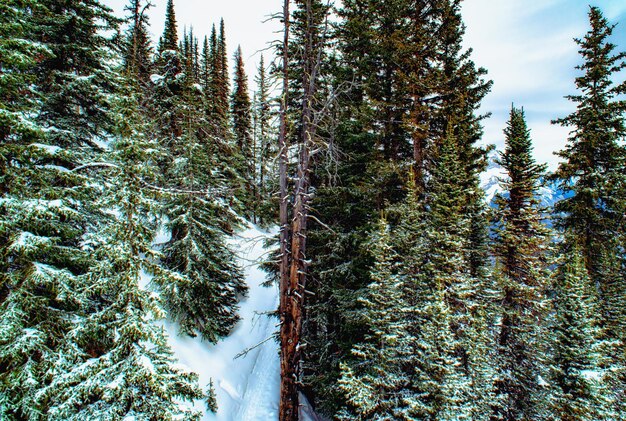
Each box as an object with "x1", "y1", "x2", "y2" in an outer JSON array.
[
  {"x1": 278, "y1": 0, "x2": 330, "y2": 418},
  {"x1": 278, "y1": 0, "x2": 296, "y2": 419},
  {"x1": 279, "y1": 0, "x2": 325, "y2": 419}
]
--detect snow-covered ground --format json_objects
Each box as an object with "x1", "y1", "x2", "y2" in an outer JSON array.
[{"x1": 163, "y1": 224, "x2": 281, "y2": 421}]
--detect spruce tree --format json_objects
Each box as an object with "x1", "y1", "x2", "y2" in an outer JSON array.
[
  {"x1": 122, "y1": 0, "x2": 154, "y2": 88},
  {"x1": 160, "y1": 0, "x2": 178, "y2": 52},
  {"x1": 254, "y1": 54, "x2": 276, "y2": 222},
  {"x1": 151, "y1": 59, "x2": 247, "y2": 342},
  {"x1": 421, "y1": 128, "x2": 493, "y2": 419},
  {"x1": 491, "y1": 106, "x2": 551, "y2": 420},
  {"x1": 549, "y1": 244, "x2": 609, "y2": 420},
  {"x1": 301, "y1": 0, "x2": 492, "y2": 413},
  {"x1": 200, "y1": 36, "x2": 211, "y2": 94},
  {"x1": 552, "y1": 8, "x2": 626, "y2": 410},
  {"x1": 338, "y1": 183, "x2": 463, "y2": 420},
  {"x1": 38, "y1": 88, "x2": 204, "y2": 421},
  {"x1": 212, "y1": 18, "x2": 230, "y2": 138},
  {"x1": 136, "y1": 0, "x2": 247, "y2": 344},
  {"x1": 337, "y1": 219, "x2": 417, "y2": 420},
  {"x1": 296, "y1": 0, "x2": 380, "y2": 413},
  {"x1": 430, "y1": 0, "x2": 493, "y2": 281},
  {"x1": 552, "y1": 6, "x2": 626, "y2": 333},
  {"x1": 0, "y1": 0, "x2": 119, "y2": 416},
  {"x1": 0, "y1": 1, "x2": 60, "y2": 415},
  {"x1": 231, "y1": 46, "x2": 255, "y2": 215}
]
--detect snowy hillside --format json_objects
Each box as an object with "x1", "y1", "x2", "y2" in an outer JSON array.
[{"x1": 163, "y1": 225, "x2": 280, "y2": 421}]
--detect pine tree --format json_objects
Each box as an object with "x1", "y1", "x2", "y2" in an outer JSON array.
[
  {"x1": 551, "y1": 8, "x2": 626, "y2": 411},
  {"x1": 337, "y1": 184, "x2": 464, "y2": 420},
  {"x1": 300, "y1": 0, "x2": 493, "y2": 412},
  {"x1": 38, "y1": 87, "x2": 204, "y2": 421},
  {"x1": 296, "y1": 0, "x2": 383, "y2": 414},
  {"x1": 0, "y1": 0, "x2": 120, "y2": 416},
  {"x1": 549, "y1": 244, "x2": 609, "y2": 420},
  {"x1": 491, "y1": 106, "x2": 551, "y2": 420},
  {"x1": 212, "y1": 18, "x2": 230, "y2": 138},
  {"x1": 122, "y1": 0, "x2": 154, "y2": 88},
  {"x1": 430, "y1": 0, "x2": 493, "y2": 281},
  {"x1": 337, "y1": 219, "x2": 416, "y2": 420},
  {"x1": 422, "y1": 128, "x2": 493, "y2": 419},
  {"x1": 159, "y1": 0, "x2": 178, "y2": 52},
  {"x1": 208, "y1": 24, "x2": 218, "y2": 88},
  {"x1": 0, "y1": 2, "x2": 59, "y2": 414},
  {"x1": 200, "y1": 36, "x2": 211, "y2": 94},
  {"x1": 552, "y1": 6, "x2": 626, "y2": 333},
  {"x1": 231, "y1": 45, "x2": 255, "y2": 215},
  {"x1": 153, "y1": 70, "x2": 247, "y2": 342},
  {"x1": 254, "y1": 54, "x2": 276, "y2": 223}
]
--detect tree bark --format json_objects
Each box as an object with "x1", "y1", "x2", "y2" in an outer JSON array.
[
  {"x1": 278, "y1": 0, "x2": 296, "y2": 419},
  {"x1": 279, "y1": 1, "x2": 322, "y2": 419}
]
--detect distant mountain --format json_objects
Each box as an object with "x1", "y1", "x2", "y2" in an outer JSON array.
[{"x1": 480, "y1": 151, "x2": 568, "y2": 210}]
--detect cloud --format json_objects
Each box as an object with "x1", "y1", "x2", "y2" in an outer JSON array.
[
  {"x1": 103, "y1": 0, "x2": 280, "y2": 81},
  {"x1": 102, "y1": 0, "x2": 626, "y2": 170},
  {"x1": 462, "y1": 0, "x2": 626, "y2": 170}
]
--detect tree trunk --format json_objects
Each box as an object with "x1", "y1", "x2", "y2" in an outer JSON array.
[
  {"x1": 278, "y1": 0, "x2": 296, "y2": 419},
  {"x1": 279, "y1": 1, "x2": 322, "y2": 419}
]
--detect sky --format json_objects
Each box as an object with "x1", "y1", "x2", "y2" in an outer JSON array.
[{"x1": 102, "y1": 0, "x2": 626, "y2": 170}]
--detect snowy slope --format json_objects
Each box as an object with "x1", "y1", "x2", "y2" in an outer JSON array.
[
  {"x1": 480, "y1": 152, "x2": 507, "y2": 204},
  {"x1": 163, "y1": 224, "x2": 280, "y2": 421}
]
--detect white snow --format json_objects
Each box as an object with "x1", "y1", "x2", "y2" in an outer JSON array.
[
  {"x1": 164, "y1": 224, "x2": 280, "y2": 421},
  {"x1": 150, "y1": 74, "x2": 165, "y2": 84},
  {"x1": 30, "y1": 143, "x2": 61, "y2": 154},
  {"x1": 480, "y1": 152, "x2": 507, "y2": 203},
  {"x1": 42, "y1": 164, "x2": 70, "y2": 172},
  {"x1": 581, "y1": 369, "x2": 603, "y2": 381}
]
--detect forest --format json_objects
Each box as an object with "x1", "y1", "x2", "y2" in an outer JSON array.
[{"x1": 1, "y1": 0, "x2": 625, "y2": 420}]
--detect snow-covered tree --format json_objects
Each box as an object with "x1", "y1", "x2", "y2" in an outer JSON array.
[
  {"x1": 548, "y1": 244, "x2": 610, "y2": 420},
  {"x1": 0, "y1": 0, "x2": 118, "y2": 416},
  {"x1": 551, "y1": 7, "x2": 626, "y2": 412},
  {"x1": 490, "y1": 106, "x2": 552, "y2": 420},
  {"x1": 552, "y1": 6, "x2": 626, "y2": 336},
  {"x1": 337, "y1": 219, "x2": 417, "y2": 420},
  {"x1": 37, "y1": 88, "x2": 204, "y2": 421},
  {"x1": 231, "y1": 45, "x2": 255, "y2": 215},
  {"x1": 420, "y1": 128, "x2": 493, "y2": 419}
]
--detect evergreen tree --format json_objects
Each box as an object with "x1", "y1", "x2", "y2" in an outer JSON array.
[
  {"x1": 301, "y1": 0, "x2": 492, "y2": 413},
  {"x1": 254, "y1": 54, "x2": 276, "y2": 223},
  {"x1": 552, "y1": 8, "x2": 626, "y2": 411},
  {"x1": 552, "y1": 6, "x2": 626, "y2": 333},
  {"x1": 0, "y1": 2, "x2": 60, "y2": 415},
  {"x1": 421, "y1": 128, "x2": 493, "y2": 420},
  {"x1": 549, "y1": 244, "x2": 609, "y2": 420},
  {"x1": 491, "y1": 106, "x2": 551, "y2": 420},
  {"x1": 337, "y1": 219, "x2": 417, "y2": 420},
  {"x1": 212, "y1": 18, "x2": 230, "y2": 137},
  {"x1": 200, "y1": 36, "x2": 211, "y2": 94},
  {"x1": 430, "y1": 0, "x2": 493, "y2": 281},
  {"x1": 122, "y1": 0, "x2": 154, "y2": 87},
  {"x1": 231, "y1": 46, "x2": 255, "y2": 215},
  {"x1": 38, "y1": 88, "x2": 204, "y2": 421},
  {"x1": 338, "y1": 184, "x2": 463, "y2": 420},
  {"x1": 208, "y1": 24, "x2": 218, "y2": 89},
  {"x1": 159, "y1": 0, "x2": 178, "y2": 52},
  {"x1": 297, "y1": 0, "x2": 381, "y2": 413},
  {"x1": 0, "y1": 0, "x2": 120, "y2": 416},
  {"x1": 152, "y1": 66, "x2": 247, "y2": 342}
]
